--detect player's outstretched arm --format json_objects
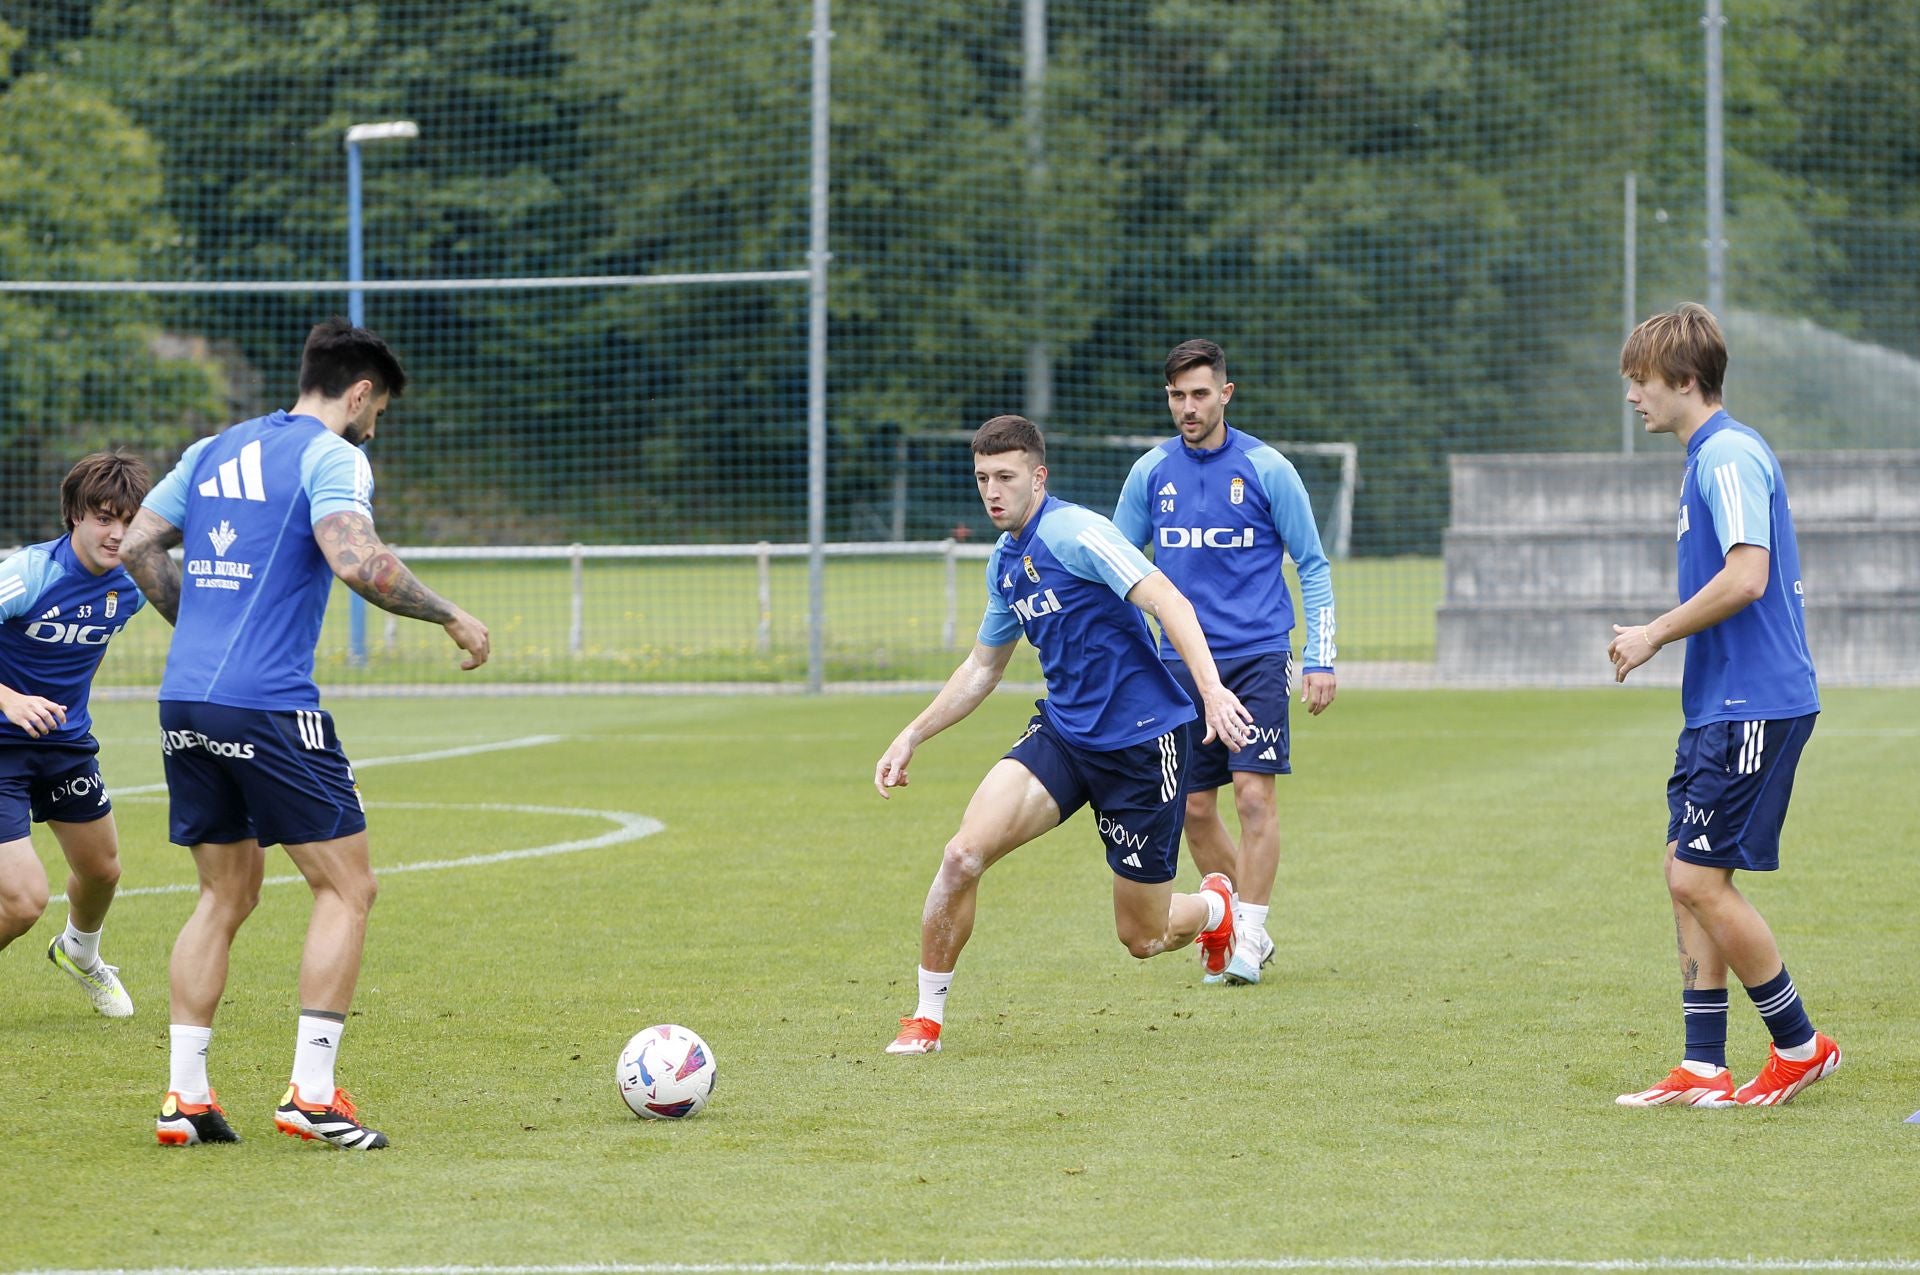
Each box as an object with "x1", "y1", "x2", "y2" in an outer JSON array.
[
  {"x1": 120, "y1": 509, "x2": 185, "y2": 625},
  {"x1": 314, "y1": 511, "x2": 491, "y2": 671},
  {"x1": 874, "y1": 640, "x2": 1017, "y2": 799},
  {"x1": 1126, "y1": 571, "x2": 1253, "y2": 751}
]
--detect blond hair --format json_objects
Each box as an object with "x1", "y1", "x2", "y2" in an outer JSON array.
[{"x1": 1620, "y1": 302, "x2": 1726, "y2": 402}]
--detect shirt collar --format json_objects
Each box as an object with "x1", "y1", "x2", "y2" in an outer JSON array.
[
  {"x1": 1180, "y1": 424, "x2": 1236, "y2": 460},
  {"x1": 1685, "y1": 409, "x2": 1732, "y2": 457}
]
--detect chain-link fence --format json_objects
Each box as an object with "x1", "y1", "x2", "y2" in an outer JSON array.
[{"x1": 1, "y1": 1, "x2": 1911, "y2": 687}]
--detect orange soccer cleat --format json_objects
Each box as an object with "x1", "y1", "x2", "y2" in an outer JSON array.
[
  {"x1": 1196, "y1": 873, "x2": 1236, "y2": 978},
  {"x1": 1733, "y1": 1033, "x2": 1842, "y2": 1107},
  {"x1": 156, "y1": 1091, "x2": 241, "y2": 1145},
  {"x1": 274, "y1": 1085, "x2": 389, "y2": 1149},
  {"x1": 884, "y1": 1016, "x2": 942, "y2": 1056},
  {"x1": 1615, "y1": 1065, "x2": 1736, "y2": 1108}
]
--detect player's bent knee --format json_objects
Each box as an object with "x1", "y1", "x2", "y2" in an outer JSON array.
[
  {"x1": 938, "y1": 838, "x2": 989, "y2": 883},
  {"x1": 0, "y1": 879, "x2": 50, "y2": 939},
  {"x1": 1117, "y1": 931, "x2": 1164, "y2": 960},
  {"x1": 75, "y1": 854, "x2": 121, "y2": 890}
]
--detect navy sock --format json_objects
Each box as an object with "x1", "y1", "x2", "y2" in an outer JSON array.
[
  {"x1": 1682, "y1": 988, "x2": 1729, "y2": 1069},
  {"x1": 1745, "y1": 965, "x2": 1815, "y2": 1050}
]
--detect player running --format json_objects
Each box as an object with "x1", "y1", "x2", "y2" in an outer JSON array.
[
  {"x1": 0, "y1": 452, "x2": 149, "y2": 1018},
  {"x1": 1609, "y1": 303, "x2": 1839, "y2": 1109},
  {"x1": 1113, "y1": 339, "x2": 1337, "y2": 986},
  {"x1": 874, "y1": 414, "x2": 1252, "y2": 1055},
  {"x1": 122, "y1": 318, "x2": 490, "y2": 1147}
]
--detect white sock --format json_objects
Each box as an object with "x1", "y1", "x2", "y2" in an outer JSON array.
[
  {"x1": 292, "y1": 1012, "x2": 346, "y2": 1105},
  {"x1": 61, "y1": 921, "x2": 102, "y2": 968},
  {"x1": 169, "y1": 1025, "x2": 213, "y2": 1103},
  {"x1": 914, "y1": 966, "x2": 951, "y2": 1025},
  {"x1": 1680, "y1": 1058, "x2": 1725, "y2": 1077},
  {"x1": 1200, "y1": 888, "x2": 1226, "y2": 933},
  {"x1": 1776, "y1": 1038, "x2": 1817, "y2": 1062},
  {"x1": 1237, "y1": 902, "x2": 1270, "y2": 938}
]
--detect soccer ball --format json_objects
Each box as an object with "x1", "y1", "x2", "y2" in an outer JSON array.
[{"x1": 616, "y1": 1024, "x2": 717, "y2": 1120}]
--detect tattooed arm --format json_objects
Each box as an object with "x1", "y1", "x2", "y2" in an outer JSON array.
[
  {"x1": 314, "y1": 511, "x2": 491, "y2": 670},
  {"x1": 120, "y1": 509, "x2": 185, "y2": 625}
]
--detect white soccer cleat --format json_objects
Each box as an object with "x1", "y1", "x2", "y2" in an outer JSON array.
[
  {"x1": 1223, "y1": 927, "x2": 1276, "y2": 986},
  {"x1": 47, "y1": 936, "x2": 133, "y2": 1018}
]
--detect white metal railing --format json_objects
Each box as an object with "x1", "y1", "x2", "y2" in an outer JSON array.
[{"x1": 383, "y1": 540, "x2": 995, "y2": 657}]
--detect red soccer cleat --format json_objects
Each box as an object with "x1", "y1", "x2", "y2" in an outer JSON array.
[
  {"x1": 1733, "y1": 1033, "x2": 1842, "y2": 1107},
  {"x1": 1196, "y1": 873, "x2": 1235, "y2": 978},
  {"x1": 885, "y1": 1016, "x2": 942, "y2": 1055},
  {"x1": 1615, "y1": 1064, "x2": 1736, "y2": 1108}
]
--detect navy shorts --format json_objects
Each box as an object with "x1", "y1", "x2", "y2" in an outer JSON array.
[
  {"x1": 1168, "y1": 651, "x2": 1292, "y2": 791},
  {"x1": 1667, "y1": 714, "x2": 1817, "y2": 873},
  {"x1": 160, "y1": 702, "x2": 366, "y2": 849},
  {"x1": 0, "y1": 739, "x2": 113, "y2": 841},
  {"x1": 1005, "y1": 709, "x2": 1191, "y2": 884}
]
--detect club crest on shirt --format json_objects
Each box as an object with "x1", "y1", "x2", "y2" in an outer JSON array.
[
  {"x1": 104, "y1": 590, "x2": 118, "y2": 618},
  {"x1": 1023, "y1": 555, "x2": 1040, "y2": 584},
  {"x1": 1229, "y1": 476, "x2": 1246, "y2": 506}
]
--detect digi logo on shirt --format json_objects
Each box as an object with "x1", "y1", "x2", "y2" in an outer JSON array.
[
  {"x1": 23, "y1": 621, "x2": 128, "y2": 646},
  {"x1": 1158, "y1": 526, "x2": 1256, "y2": 549}
]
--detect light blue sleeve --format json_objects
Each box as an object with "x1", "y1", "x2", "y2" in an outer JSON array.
[
  {"x1": 302, "y1": 434, "x2": 375, "y2": 524},
  {"x1": 976, "y1": 547, "x2": 1022, "y2": 646},
  {"x1": 1110, "y1": 449, "x2": 1162, "y2": 549},
  {"x1": 1253, "y1": 447, "x2": 1337, "y2": 670},
  {"x1": 0, "y1": 547, "x2": 57, "y2": 622},
  {"x1": 142, "y1": 436, "x2": 217, "y2": 528},
  {"x1": 1695, "y1": 432, "x2": 1773, "y2": 554},
  {"x1": 1038, "y1": 506, "x2": 1155, "y2": 599}
]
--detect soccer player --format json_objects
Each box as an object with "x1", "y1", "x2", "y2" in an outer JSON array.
[
  {"x1": 1609, "y1": 303, "x2": 1839, "y2": 1108},
  {"x1": 121, "y1": 318, "x2": 491, "y2": 1148},
  {"x1": 873, "y1": 414, "x2": 1253, "y2": 1056},
  {"x1": 0, "y1": 452, "x2": 150, "y2": 1018},
  {"x1": 1113, "y1": 339, "x2": 1337, "y2": 986}
]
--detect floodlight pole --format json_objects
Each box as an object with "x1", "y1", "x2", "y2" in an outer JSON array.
[
  {"x1": 1702, "y1": 1, "x2": 1726, "y2": 317},
  {"x1": 343, "y1": 120, "x2": 418, "y2": 668},
  {"x1": 805, "y1": 0, "x2": 831, "y2": 692}
]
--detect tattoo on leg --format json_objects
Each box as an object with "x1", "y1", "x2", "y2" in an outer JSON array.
[{"x1": 1673, "y1": 915, "x2": 1699, "y2": 990}]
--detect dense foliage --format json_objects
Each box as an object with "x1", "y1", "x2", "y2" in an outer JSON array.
[{"x1": 0, "y1": 2, "x2": 1911, "y2": 548}]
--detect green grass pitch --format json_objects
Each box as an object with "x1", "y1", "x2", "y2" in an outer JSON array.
[{"x1": 5, "y1": 688, "x2": 1918, "y2": 1271}]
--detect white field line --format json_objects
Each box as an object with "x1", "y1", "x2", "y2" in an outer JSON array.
[
  {"x1": 108, "y1": 733, "x2": 568, "y2": 798},
  {"x1": 13, "y1": 1259, "x2": 1920, "y2": 1275},
  {"x1": 57, "y1": 802, "x2": 663, "y2": 903},
  {"x1": 48, "y1": 735, "x2": 668, "y2": 904}
]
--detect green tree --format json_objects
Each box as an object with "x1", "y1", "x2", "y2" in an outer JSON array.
[{"x1": 0, "y1": 18, "x2": 224, "y2": 540}]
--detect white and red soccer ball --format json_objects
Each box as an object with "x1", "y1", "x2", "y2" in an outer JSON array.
[{"x1": 616, "y1": 1024, "x2": 717, "y2": 1120}]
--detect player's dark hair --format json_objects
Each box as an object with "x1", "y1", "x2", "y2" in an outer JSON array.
[
  {"x1": 61, "y1": 450, "x2": 151, "y2": 529},
  {"x1": 298, "y1": 316, "x2": 409, "y2": 400},
  {"x1": 1165, "y1": 338, "x2": 1226, "y2": 384},
  {"x1": 1620, "y1": 303, "x2": 1726, "y2": 403},
  {"x1": 971, "y1": 414, "x2": 1045, "y2": 466}
]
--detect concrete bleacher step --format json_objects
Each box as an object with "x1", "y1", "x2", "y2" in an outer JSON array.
[
  {"x1": 1444, "y1": 522, "x2": 1920, "y2": 601},
  {"x1": 1449, "y1": 451, "x2": 1920, "y2": 530},
  {"x1": 1439, "y1": 452, "x2": 1920, "y2": 686}
]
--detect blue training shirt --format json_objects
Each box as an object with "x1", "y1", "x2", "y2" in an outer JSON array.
[
  {"x1": 0, "y1": 536, "x2": 146, "y2": 745},
  {"x1": 1675, "y1": 410, "x2": 1819, "y2": 726},
  {"x1": 144, "y1": 411, "x2": 373, "y2": 710},
  {"x1": 978, "y1": 496, "x2": 1196, "y2": 751},
  {"x1": 1113, "y1": 425, "x2": 1336, "y2": 669}
]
